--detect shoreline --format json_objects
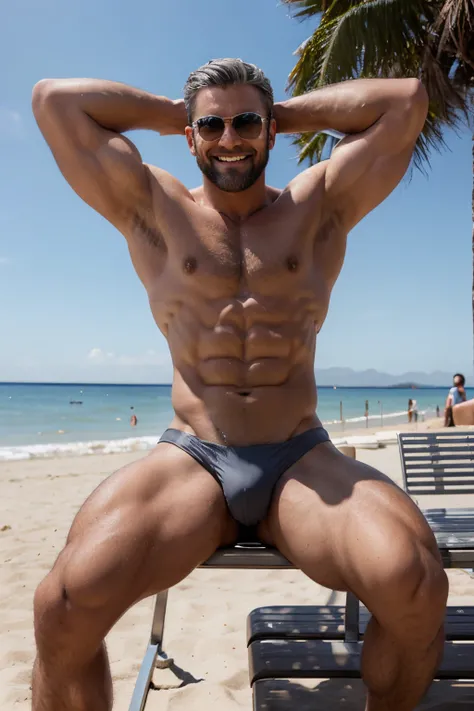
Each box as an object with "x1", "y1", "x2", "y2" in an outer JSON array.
[{"x1": 0, "y1": 416, "x2": 457, "y2": 462}]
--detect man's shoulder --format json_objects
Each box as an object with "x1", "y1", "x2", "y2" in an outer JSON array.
[
  {"x1": 145, "y1": 163, "x2": 194, "y2": 202},
  {"x1": 286, "y1": 161, "x2": 328, "y2": 195}
]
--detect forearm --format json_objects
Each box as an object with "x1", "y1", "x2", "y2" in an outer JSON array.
[
  {"x1": 32, "y1": 78, "x2": 187, "y2": 135},
  {"x1": 274, "y1": 78, "x2": 426, "y2": 135}
]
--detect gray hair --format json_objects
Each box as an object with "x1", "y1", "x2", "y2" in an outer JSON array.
[{"x1": 183, "y1": 58, "x2": 274, "y2": 123}]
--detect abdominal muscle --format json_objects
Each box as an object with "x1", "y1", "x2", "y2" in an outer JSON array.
[{"x1": 164, "y1": 301, "x2": 321, "y2": 445}]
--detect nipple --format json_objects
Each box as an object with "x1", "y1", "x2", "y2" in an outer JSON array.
[
  {"x1": 286, "y1": 256, "x2": 299, "y2": 272},
  {"x1": 183, "y1": 256, "x2": 197, "y2": 274}
]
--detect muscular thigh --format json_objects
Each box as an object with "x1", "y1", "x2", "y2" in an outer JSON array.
[
  {"x1": 263, "y1": 443, "x2": 439, "y2": 601},
  {"x1": 56, "y1": 443, "x2": 235, "y2": 609}
]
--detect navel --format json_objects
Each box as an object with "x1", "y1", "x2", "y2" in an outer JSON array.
[
  {"x1": 286, "y1": 255, "x2": 299, "y2": 272},
  {"x1": 183, "y1": 256, "x2": 197, "y2": 275}
]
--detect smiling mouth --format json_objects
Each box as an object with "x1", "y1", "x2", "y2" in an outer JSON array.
[{"x1": 213, "y1": 155, "x2": 251, "y2": 164}]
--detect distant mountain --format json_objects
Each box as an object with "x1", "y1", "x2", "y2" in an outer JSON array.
[
  {"x1": 315, "y1": 367, "x2": 457, "y2": 387},
  {"x1": 388, "y1": 382, "x2": 430, "y2": 389}
]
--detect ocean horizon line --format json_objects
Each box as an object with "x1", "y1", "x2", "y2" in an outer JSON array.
[{"x1": 0, "y1": 381, "x2": 452, "y2": 389}]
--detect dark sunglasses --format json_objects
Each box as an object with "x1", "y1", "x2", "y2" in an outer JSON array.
[{"x1": 192, "y1": 112, "x2": 268, "y2": 142}]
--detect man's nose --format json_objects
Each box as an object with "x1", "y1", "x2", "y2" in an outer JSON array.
[{"x1": 218, "y1": 122, "x2": 241, "y2": 149}]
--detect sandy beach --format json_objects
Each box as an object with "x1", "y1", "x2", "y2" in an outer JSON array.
[{"x1": 1, "y1": 425, "x2": 474, "y2": 710}]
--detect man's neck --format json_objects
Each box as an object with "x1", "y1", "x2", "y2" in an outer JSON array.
[{"x1": 200, "y1": 174, "x2": 271, "y2": 222}]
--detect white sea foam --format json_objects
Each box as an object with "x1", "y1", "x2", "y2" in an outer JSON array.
[
  {"x1": 0, "y1": 409, "x2": 426, "y2": 462},
  {"x1": 0, "y1": 435, "x2": 159, "y2": 462}
]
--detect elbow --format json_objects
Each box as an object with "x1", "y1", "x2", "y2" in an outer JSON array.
[
  {"x1": 404, "y1": 79, "x2": 429, "y2": 131},
  {"x1": 32, "y1": 79, "x2": 55, "y2": 117},
  {"x1": 405, "y1": 78, "x2": 428, "y2": 105},
  {"x1": 386, "y1": 79, "x2": 428, "y2": 139},
  {"x1": 32, "y1": 79, "x2": 69, "y2": 118}
]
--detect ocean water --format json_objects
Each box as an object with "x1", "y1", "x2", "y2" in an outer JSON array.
[{"x1": 0, "y1": 382, "x2": 465, "y2": 461}]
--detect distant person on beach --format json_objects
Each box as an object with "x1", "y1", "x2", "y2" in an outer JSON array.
[
  {"x1": 32, "y1": 62, "x2": 445, "y2": 711},
  {"x1": 444, "y1": 373, "x2": 467, "y2": 427},
  {"x1": 408, "y1": 398, "x2": 413, "y2": 423},
  {"x1": 130, "y1": 406, "x2": 138, "y2": 427},
  {"x1": 412, "y1": 399, "x2": 418, "y2": 423}
]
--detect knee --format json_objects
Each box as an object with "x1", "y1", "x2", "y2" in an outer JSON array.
[
  {"x1": 33, "y1": 566, "x2": 71, "y2": 658},
  {"x1": 33, "y1": 546, "x2": 123, "y2": 668},
  {"x1": 371, "y1": 542, "x2": 448, "y2": 637},
  {"x1": 404, "y1": 545, "x2": 448, "y2": 614},
  {"x1": 34, "y1": 541, "x2": 124, "y2": 647}
]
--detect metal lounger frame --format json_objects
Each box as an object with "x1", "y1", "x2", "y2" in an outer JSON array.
[{"x1": 128, "y1": 542, "x2": 359, "y2": 711}]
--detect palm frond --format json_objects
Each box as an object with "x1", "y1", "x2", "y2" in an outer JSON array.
[
  {"x1": 291, "y1": 131, "x2": 328, "y2": 163},
  {"x1": 291, "y1": 129, "x2": 342, "y2": 163},
  {"x1": 287, "y1": 0, "x2": 473, "y2": 170},
  {"x1": 288, "y1": 0, "x2": 431, "y2": 93},
  {"x1": 435, "y1": 0, "x2": 474, "y2": 71},
  {"x1": 280, "y1": 0, "x2": 333, "y2": 20},
  {"x1": 422, "y1": 42, "x2": 468, "y2": 123}
]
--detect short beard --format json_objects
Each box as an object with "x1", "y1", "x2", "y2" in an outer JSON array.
[{"x1": 195, "y1": 138, "x2": 270, "y2": 193}]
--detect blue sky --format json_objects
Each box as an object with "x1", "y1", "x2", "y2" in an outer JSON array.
[{"x1": 1, "y1": 0, "x2": 472, "y2": 384}]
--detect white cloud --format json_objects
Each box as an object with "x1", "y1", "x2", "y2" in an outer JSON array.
[
  {"x1": 0, "y1": 109, "x2": 24, "y2": 139},
  {"x1": 87, "y1": 348, "x2": 115, "y2": 363}
]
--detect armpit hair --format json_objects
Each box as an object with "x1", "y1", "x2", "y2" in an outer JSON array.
[{"x1": 132, "y1": 212, "x2": 166, "y2": 252}]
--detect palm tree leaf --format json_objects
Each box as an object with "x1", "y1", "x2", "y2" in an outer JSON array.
[
  {"x1": 286, "y1": 0, "x2": 474, "y2": 353},
  {"x1": 291, "y1": 131, "x2": 329, "y2": 163},
  {"x1": 422, "y1": 42, "x2": 468, "y2": 122},
  {"x1": 435, "y1": 0, "x2": 474, "y2": 71},
  {"x1": 287, "y1": 0, "x2": 473, "y2": 171},
  {"x1": 281, "y1": 0, "x2": 334, "y2": 20},
  {"x1": 288, "y1": 0, "x2": 432, "y2": 93}
]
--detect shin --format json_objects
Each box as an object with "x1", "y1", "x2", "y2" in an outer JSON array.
[
  {"x1": 32, "y1": 572, "x2": 115, "y2": 711},
  {"x1": 361, "y1": 552, "x2": 448, "y2": 711}
]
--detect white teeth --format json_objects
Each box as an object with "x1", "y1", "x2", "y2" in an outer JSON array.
[{"x1": 216, "y1": 156, "x2": 247, "y2": 162}]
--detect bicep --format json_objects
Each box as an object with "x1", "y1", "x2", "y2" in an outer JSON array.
[
  {"x1": 33, "y1": 94, "x2": 152, "y2": 232},
  {"x1": 325, "y1": 99, "x2": 427, "y2": 230}
]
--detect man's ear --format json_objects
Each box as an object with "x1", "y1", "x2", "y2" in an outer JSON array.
[
  {"x1": 184, "y1": 125, "x2": 196, "y2": 155},
  {"x1": 268, "y1": 117, "x2": 277, "y2": 151}
]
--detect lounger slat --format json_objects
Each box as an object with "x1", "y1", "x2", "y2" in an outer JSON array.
[
  {"x1": 248, "y1": 619, "x2": 474, "y2": 642},
  {"x1": 406, "y1": 478, "x2": 474, "y2": 485},
  {"x1": 425, "y1": 512, "x2": 474, "y2": 521},
  {"x1": 433, "y1": 531, "x2": 474, "y2": 544},
  {"x1": 399, "y1": 432, "x2": 474, "y2": 442},
  {"x1": 248, "y1": 640, "x2": 474, "y2": 683},
  {"x1": 250, "y1": 605, "x2": 474, "y2": 619},
  {"x1": 403, "y1": 446, "x2": 474, "y2": 455},
  {"x1": 440, "y1": 550, "x2": 474, "y2": 567},
  {"x1": 404, "y1": 466, "x2": 474, "y2": 474},
  {"x1": 399, "y1": 432, "x2": 474, "y2": 514},
  {"x1": 424, "y1": 508, "x2": 474, "y2": 516},
  {"x1": 414, "y1": 489, "x2": 474, "y2": 497},
  {"x1": 247, "y1": 606, "x2": 474, "y2": 643},
  {"x1": 409, "y1": 484, "x2": 474, "y2": 491},
  {"x1": 252, "y1": 678, "x2": 474, "y2": 711},
  {"x1": 202, "y1": 545, "x2": 293, "y2": 569},
  {"x1": 428, "y1": 521, "x2": 474, "y2": 530},
  {"x1": 426, "y1": 521, "x2": 474, "y2": 532},
  {"x1": 407, "y1": 463, "x2": 474, "y2": 472},
  {"x1": 405, "y1": 452, "x2": 474, "y2": 456},
  {"x1": 405, "y1": 445, "x2": 474, "y2": 451}
]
